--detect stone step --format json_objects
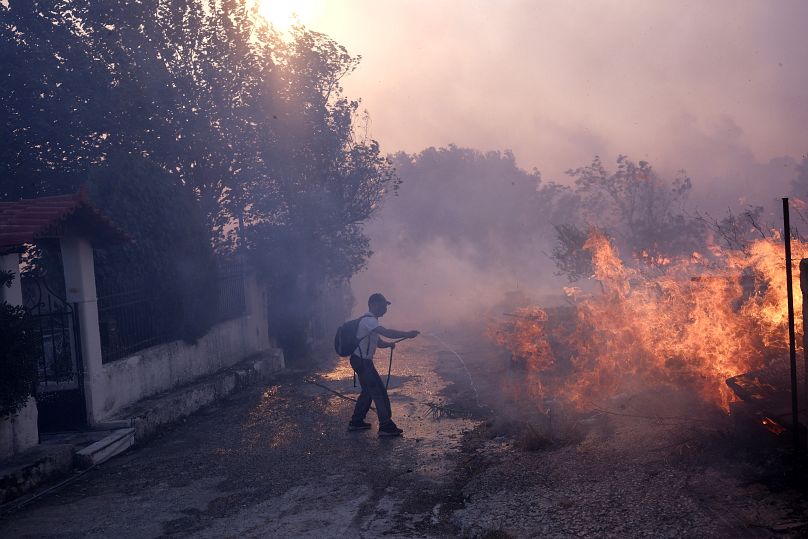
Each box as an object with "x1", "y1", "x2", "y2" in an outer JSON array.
[{"x1": 74, "y1": 428, "x2": 135, "y2": 469}]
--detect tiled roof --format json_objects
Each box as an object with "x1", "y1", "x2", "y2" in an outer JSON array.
[{"x1": 0, "y1": 187, "x2": 131, "y2": 252}]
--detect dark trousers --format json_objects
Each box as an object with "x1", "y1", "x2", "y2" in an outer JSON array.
[{"x1": 350, "y1": 354, "x2": 392, "y2": 426}]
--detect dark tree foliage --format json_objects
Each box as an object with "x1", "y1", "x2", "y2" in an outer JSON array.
[
  {"x1": 239, "y1": 27, "x2": 397, "y2": 361},
  {"x1": 550, "y1": 224, "x2": 594, "y2": 282},
  {"x1": 0, "y1": 1, "x2": 117, "y2": 199},
  {"x1": 0, "y1": 270, "x2": 37, "y2": 418},
  {"x1": 1, "y1": 0, "x2": 276, "y2": 220},
  {"x1": 1, "y1": 2, "x2": 397, "y2": 362},
  {"x1": 87, "y1": 153, "x2": 217, "y2": 341},
  {"x1": 567, "y1": 155, "x2": 700, "y2": 258},
  {"x1": 550, "y1": 155, "x2": 704, "y2": 279}
]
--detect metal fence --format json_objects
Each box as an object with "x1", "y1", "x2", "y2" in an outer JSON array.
[
  {"x1": 23, "y1": 277, "x2": 84, "y2": 385},
  {"x1": 99, "y1": 264, "x2": 247, "y2": 363},
  {"x1": 98, "y1": 288, "x2": 171, "y2": 363},
  {"x1": 214, "y1": 263, "x2": 247, "y2": 323}
]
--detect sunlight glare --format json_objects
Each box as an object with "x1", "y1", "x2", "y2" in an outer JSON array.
[{"x1": 258, "y1": 0, "x2": 320, "y2": 30}]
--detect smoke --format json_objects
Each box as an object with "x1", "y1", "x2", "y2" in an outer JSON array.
[
  {"x1": 658, "y1": 114, "x2": 798, "y2": 215},
  {"x1": 351, "y1": 147, "x2": 567, "y2": 328},
  {"x1": 335, "y1": 1, "x2": 808, "y2": 331},
  {"x1": 313, "y1": 1, "x2": 808, "y2": 193},
  {"x1": 329, "y1": 2, "x2": 808, "y2": 435},
  {"x1": 353, "y1": 237, "x2": 542, "y2": 327},
  {"x1": 352, "y1": 140, "x2": 805, "y2": 332}
]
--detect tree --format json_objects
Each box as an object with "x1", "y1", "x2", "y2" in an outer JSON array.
[
  {"x1": 0, "y1": 1, "x2": 118, "y2": 199},
  {"x1": 237, "y1": 27, "x2": 398, "y2": 361},
  {"x1": 549, "y1": 224, "x2": 594, "y2": 282},
  {"x1": 87, "y1": 152, "x2": 217, "y2": 341},
  {"x1": 1, "y1": 3, "x2": 397, "y2": 361},
  {"x1": 695, "y1": 206, "x2": 769, "y2": 254},
  {"x1": 0, "y1": 270, "x2": 37, "y2": 418},
  {"x1": 1, "y1": 1, "x2": 279, "y2": 224},
  {"x1": 562, "y1": 155, "x2": 702, "y2": 267}
]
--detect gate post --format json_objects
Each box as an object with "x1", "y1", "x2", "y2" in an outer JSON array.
[{"x1": 60, "y1": 236, "x2": 104, "y2": 426}]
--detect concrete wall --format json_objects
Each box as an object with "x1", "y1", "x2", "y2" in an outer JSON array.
[
  {"x1": 0, "y1": 398, "x2": 39, "y2": 460},
  {"x1": 95, "y1": 272, "x2": 283, "y2": 421}
]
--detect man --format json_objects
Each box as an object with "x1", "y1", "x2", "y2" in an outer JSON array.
[{"x1": 349, "y1": 293, "x2": 419, "y2": 437}]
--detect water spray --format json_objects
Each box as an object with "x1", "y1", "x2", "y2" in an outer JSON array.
[{"x1": 425, "y1": 332, "x2": 481, "y2": 410}]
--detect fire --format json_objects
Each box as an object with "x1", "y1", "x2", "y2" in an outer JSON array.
[
  {"x1": 488, "y1": 307, "x2": 553, "y2": 371},
  {"x1": 489, "y1": 230, "x2": 808, "y2": 412},
  {"x1": 486, "y1": 307, "x2": 554, "y2": 403}
]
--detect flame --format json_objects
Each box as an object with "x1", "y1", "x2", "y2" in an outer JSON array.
[
  {"x1": 489, "y1": 231, "x2": 808, "y2": 412},
  {"x1": 760, "y1": 417, "x2": 786, "y2": 435},
  {"x1": 487, "y1": 307, "x2": 553, "y2": 371}
]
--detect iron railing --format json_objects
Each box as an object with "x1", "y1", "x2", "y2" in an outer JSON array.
[
  {"x1": 22, "y1": 276, "x2": 89, "y2": 430},
  {"x1": 23, "y1": 278, "x2": 83, "y2": 385},
  {"x1": 98, "y1": 288, "x2": 171, "y2": 363},
  {"x1": 98, "y1": 264, "x2": 247, "y2": 363},
  {"x1": 214, "y1": 263, "x2": 246, "y2": 322}
]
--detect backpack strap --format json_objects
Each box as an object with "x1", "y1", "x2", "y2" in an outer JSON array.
[
  {"x1": 356, "y1": 314, "x2": 376, "y2": 359},
  {"x1": 354, "y1": 315, "x2": 375, "y2": 387}
]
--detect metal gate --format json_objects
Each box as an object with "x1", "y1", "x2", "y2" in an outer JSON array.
[{"x1": 24, "y1": 278, "x2": 87, "y2": 432}]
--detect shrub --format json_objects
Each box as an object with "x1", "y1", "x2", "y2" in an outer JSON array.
[{"x1": 0, "y1": 270, "x2": 37, "y2": 418}]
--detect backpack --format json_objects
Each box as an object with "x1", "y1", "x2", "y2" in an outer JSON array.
[{"x1": 334, "y1": 315, "x2": 373, "y2": 357}]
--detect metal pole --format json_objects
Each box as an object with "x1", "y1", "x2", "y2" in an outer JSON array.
[
  {"x1": 800, "y1": 259, "x2": 808, "y2": 442},
  {"x1": 783, "y1": 198, "x2": 800, "y2": 455}
]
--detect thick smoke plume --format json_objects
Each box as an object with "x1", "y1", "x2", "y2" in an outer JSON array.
[
  {"x1": 354, "y1": 145, "x2": 807, "y2": 331},
  {"x1": 352, "y1": 146, "x2": 566, "y2": 325}
]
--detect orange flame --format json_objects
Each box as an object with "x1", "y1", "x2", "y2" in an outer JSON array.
[{"x1": 489, "y1": 231, "x2": 808, "y2": 412}]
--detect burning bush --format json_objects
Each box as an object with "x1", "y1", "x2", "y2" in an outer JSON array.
[
  {"x1": 487, "y1": 307, "x2": 554, "y2": 372},
  {"x1": 489, "y1": 230, "x2": 808, "y2": 412}
]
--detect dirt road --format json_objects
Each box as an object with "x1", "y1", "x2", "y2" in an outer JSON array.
[{"x1": 1, "y1": 334, "x2": 806, "y2": 538}]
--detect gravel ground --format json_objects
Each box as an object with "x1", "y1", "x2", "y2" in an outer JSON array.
[
  {"x1": 435, "y1": 329, "x2": 808, "y2": 538},
  {"x1": 1, "y1": 332, "x2": 807, "y2": 538}
]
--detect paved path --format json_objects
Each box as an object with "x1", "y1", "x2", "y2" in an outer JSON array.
[{"x1": 0, "y1": 340, "x2": 476, "y2": 538}]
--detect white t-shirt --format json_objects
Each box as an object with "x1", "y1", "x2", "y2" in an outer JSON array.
[{"x1": 354, "y1": 313, "x2": 380, "y2": 359}]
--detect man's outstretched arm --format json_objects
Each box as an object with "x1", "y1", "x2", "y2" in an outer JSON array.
[{"x1": 376, "y1": 327, "x2": 420, "y2": 340}]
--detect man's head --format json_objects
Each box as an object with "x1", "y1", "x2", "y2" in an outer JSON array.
[{"x1": 368, "y1": 293, "x2": 391, "y2": 317}]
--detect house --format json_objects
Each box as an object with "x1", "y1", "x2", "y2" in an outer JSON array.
[{"x1": 0, "y1": 189, "x2": 283, "y2": 463}]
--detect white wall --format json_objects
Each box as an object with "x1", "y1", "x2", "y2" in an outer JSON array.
[
  {"x1": 95, "y1": 273, "x2": 282, "y2": 421},
  {"x1": 0, "y1": 398, "x2": 39, "y2": 460}
]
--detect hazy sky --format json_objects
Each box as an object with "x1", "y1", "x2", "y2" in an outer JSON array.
[
  {"x1": 268, "y1": 0, "x2": 807, "y2": 190},
  {"x1": 256, "y1": 1, "x2": 808, "y2": 320}
]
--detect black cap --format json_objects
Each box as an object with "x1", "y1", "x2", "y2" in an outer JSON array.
[{"x1": 368, "y1": 293, "x2": 391, "y2": 307}]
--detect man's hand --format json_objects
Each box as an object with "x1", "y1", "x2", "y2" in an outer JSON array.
[{"x1": 407, "y1": 330, "x2": 420, "y2": 339}]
